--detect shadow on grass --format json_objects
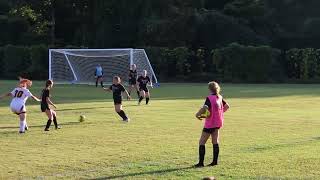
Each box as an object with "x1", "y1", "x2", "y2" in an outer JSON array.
[
  {"x1": 56, "y1": 104, "x2": 139, "y2": 112},
  {"x1": 0, "y1": 121, "x2": 86, "y2": 130},
  {"x1": 91, "y1": 166, "x2": 194, "y2": 180}
]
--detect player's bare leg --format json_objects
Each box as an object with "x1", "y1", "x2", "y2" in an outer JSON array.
[
  {"x1": 19, "y1": 113, "x2": 27, "y2": 133},
  {"x1": 115, "y1": 104, "x2": 129, "y2": 122},
  {"x1": 135, "y1": 84, "x2": 139, "y2": 98},
  {"x1": 44, "y1": 109, "x2": 54, "y2": 131},
  {"x1": 145, "y1": 92, "x2": 150, "y2": 105},
  {"x1": 195, "y1": 131, "x2": 210, "y2": 167},
  {"x1": 209, "y1": 129, "x2": 220, "y2": 166},
  {"x1": 138, "y1": 90, "x2": 145, "y2": 105}
]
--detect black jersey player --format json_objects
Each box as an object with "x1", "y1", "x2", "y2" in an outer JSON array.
[
  {"x1": 41, "y1": 80, "x2": 60, "y2": 131},
  {"x1": 128, "y1": 64, "x2": 139, "y2": 98},
  {"x1": 137, "y1": 70, "x2": 153, "y2": 105},
  {"x1": 103, "y1": 76, "x2": 131, "y2": 122}
]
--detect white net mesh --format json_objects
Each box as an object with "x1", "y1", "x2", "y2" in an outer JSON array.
[{"x1": 49, "y1": 49, "x2": 158, "y2": 85}]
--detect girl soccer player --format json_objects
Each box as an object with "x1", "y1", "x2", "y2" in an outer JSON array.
[
  {"x1": 128, "y1": 64, "x2": 139, "y2": 98},
  {"x1": 137, "y1": 70, "x2": 153, "y2": 105},
  {"x1": 194, "y1": 81, "x2": 230, "y2": 167},
  {"x1": 0, "y1": 79, "x2": 41, "y2": 133},
  {"x1": 103, "y1": 76, "x2": 131, "y2": 122},
  {"x1": 41, "y1": 80, "x2": 60, "y2": 131}
]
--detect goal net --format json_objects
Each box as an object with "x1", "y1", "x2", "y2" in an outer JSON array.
[{"x1": 49, "y1": 49, "x2": 158, "y2": 85}]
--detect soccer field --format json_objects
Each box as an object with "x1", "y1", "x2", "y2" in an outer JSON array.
[{"x1": 0, "y1": 81, "x2": 320, "y2": 179}]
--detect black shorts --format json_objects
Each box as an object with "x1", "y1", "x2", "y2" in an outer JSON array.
[
  {"x1": 96, "y1": 76, "x2": 103, "y2": 79},
  {"x1": 203, "y1": 127, "x2": 220, "y2": 134},
  {"x1": 129, "y1": 79, "x2": 136, "y2": 85},
  {"x1": 113, "y1": 97, "x2": 122, "y2": 105},
  {"x1": 41, "y1": 104, "x2": 50, "y2": 112},
  {"x1": 139, "y1": 86, "x2": 149, "y2": 92}
]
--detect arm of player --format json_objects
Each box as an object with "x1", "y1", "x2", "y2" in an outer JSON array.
[
  {"x1": 31, "y1": 95, "x2": 41, "y2": 102},
  {"x1": 0, "y1": 92, "x2": 12, "y2": 99},
  {"x1": 103, "y1": 87, "x2": 112, "y2": 92},
  {"x1": 195, "y1": 106, "x2": 207, "y2": 120},
  {"x1": 223, "y1": 100, "x2": 230, "y2": 112},
  {"x1": 124, "y1": 90, "x2": 131, "y2": 100},
  {"x1": 46, "y1": 97, "x2": 57, "y2": 108}
]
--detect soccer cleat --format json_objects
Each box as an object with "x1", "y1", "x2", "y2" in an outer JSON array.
[
  {"x1": 44, "y1": 128, "x2": 50, "y2": 131},
  {"x1": 25, "y1": 126, "x2": 28, "y2": 131},
  {"x1": 55, "y1": 126, "x2": 61, "y2": 130},
  {"x1": 193, "y1": 163, "x2": 204, "y2": 168},
  {"x1": 19, "y1": 131, "x2": 25, "y2": 134},
  {"x1": 123, "y1": 118, "x2": 130, "y2": 122},
  {"x1": 208, "y1": 162, "x2": 218, "y2": 166}
]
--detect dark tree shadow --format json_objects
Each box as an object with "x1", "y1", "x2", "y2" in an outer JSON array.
[
  {"x1": 56, "y1": 104, "x2": 139, "y2": 112},
  {"x1": 91, "y1": 166, "x2": 195, "y2": 180},
  {"x1": 0, "y1": 121, "x2": 87, "y2": 130}
]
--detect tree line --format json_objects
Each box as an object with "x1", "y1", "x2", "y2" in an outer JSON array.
[{"x1": 1, "y1": 0, "x2": 320, "y2": 82}]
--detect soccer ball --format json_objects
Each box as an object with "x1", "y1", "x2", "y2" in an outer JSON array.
[
  {"x1": 79, "y1": 115, "x2": 86, "y2": 122},
  {"x1": 201, "y1": 109, "x2": 210, "y2": 118}
]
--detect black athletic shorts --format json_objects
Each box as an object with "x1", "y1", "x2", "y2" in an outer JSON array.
[
  {"x1": 97, "y1": 75, "x2": 103, "y2": 79},
  {"x1": 139, "y1": 86, "x2": 149, "y2": 92},
  {"x1": 203, "y1": 127, "x2": 220, "y2": 134},
  {"x1": 113, "y1": 96, "x2": 122, "y2": 105},
  {"x1": 129, "y1": 79, "x2": 136, "y2": 85},
  {"x1": 41, "y1": 104, "x2": 50, "y2": 112}
]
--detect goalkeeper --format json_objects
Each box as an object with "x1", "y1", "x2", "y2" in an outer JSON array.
[{"x1": 94, "y1": 64, "x2": 104, "y2": 87}]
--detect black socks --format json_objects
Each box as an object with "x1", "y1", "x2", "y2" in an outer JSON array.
[
  {"x1": 212, "y1": 144, "x2": 219, "y2": 165},
  {"x1": 139, "y1": 96, "x2": 143, "y2": 103},
  {"x1": 53, "y1": 115, "x2": 58, "y2": 129},
  {"x1": 117, "y1": 110, "x2": 128, "y2": 120},
  {"x1": 198, "y1": 145, "x2": 205, "y2": 165},
  {"x1": 100, "y1": 81, "x2": 103, "y2": 87},
  {"x1": 196, "y1": 144, "x2": 219, "y2": 167},
  {"x1": 136, "y1": 91, "x2": 140, "y2": 97},
  {"x1": 45, "y1": 119, "x2": 52, "y2": 131},
  {"x1": 146, "y1": 97, "x2": 149, "y2": 104}
]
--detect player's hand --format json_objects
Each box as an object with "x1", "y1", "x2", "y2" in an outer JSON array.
[{"x1": 195, "y1": 113, "x2": 203, "y2": 120}]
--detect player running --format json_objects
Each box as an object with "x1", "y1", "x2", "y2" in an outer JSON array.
[
  {"x1": 94, "y1": 64, "x2": 104, "y2": 87},
  {"x1": 41, "y1": 80, "x2": 60, "y2": 131},
  {"x1": 128, "y1": 64, "x2": 139, "y2": 98},
  {"x1": 103, "y1": 76, "x2": 131, "y2": 122},
  {"x1": 0, "y1": 79, "x2": 41, "y2": 133},
  {"x1": 194, "y1": 81, "x2": 230, "y2": 167},
  {"x1": 137, "y1": 70, "x2": 153, "y2": 105}
]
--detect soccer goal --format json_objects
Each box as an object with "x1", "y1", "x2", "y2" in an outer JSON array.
[{"x1": 49, "y1": 49, "x2": 158, "y2": 85}]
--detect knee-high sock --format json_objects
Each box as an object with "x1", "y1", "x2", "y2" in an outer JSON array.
[
  {"x1": 100, "y1": 81, "x2": 103, "y2": 87},
  {"x1": 139, "y1": 96, "x2": 143, "y2": 103},
  {"x1": 136, "y1": 91, "x2": 140, "y2": 97},
  {"x1": 199, "y1": 145, "x2": 205, "y2": 165},
  {"x1": 45, "y1": 119, "x2": 52, "y2": 129},
  {"x1": 19, "y1": 120, "x2": 26, "y2": 132},
  {"x1": 146, "y1": 97, "x2": 150, "y2": 104},
  {"x1": 213, "y1": 144, "x2": 219, "y2": 165},
  {"x1": 95, "y1": 79, "x2": 98, "y2": 87},
  {"x1": 117, "y1": 110, "x2": 128, "y2": 120},
  {"x1": 53, "y1": 115, "x2": 58, "y2": 128}
]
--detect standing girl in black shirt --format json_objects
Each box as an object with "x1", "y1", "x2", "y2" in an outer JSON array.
[{"x1": 41, "y1": 80, "x2": 60, "y2": 131}]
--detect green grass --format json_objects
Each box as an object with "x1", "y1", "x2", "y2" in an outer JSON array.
[{"x1": 0, "y1": 81, "x2": 320, "y2": 179}]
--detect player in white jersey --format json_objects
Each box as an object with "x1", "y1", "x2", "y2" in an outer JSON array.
[{"x1": 0, "y1": 79, "x2": 40, "y2": 133}]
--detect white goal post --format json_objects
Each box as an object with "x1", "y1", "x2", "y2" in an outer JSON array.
[{"x1": 49, "y1": 49, "x2": 158, "y2": 85}]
